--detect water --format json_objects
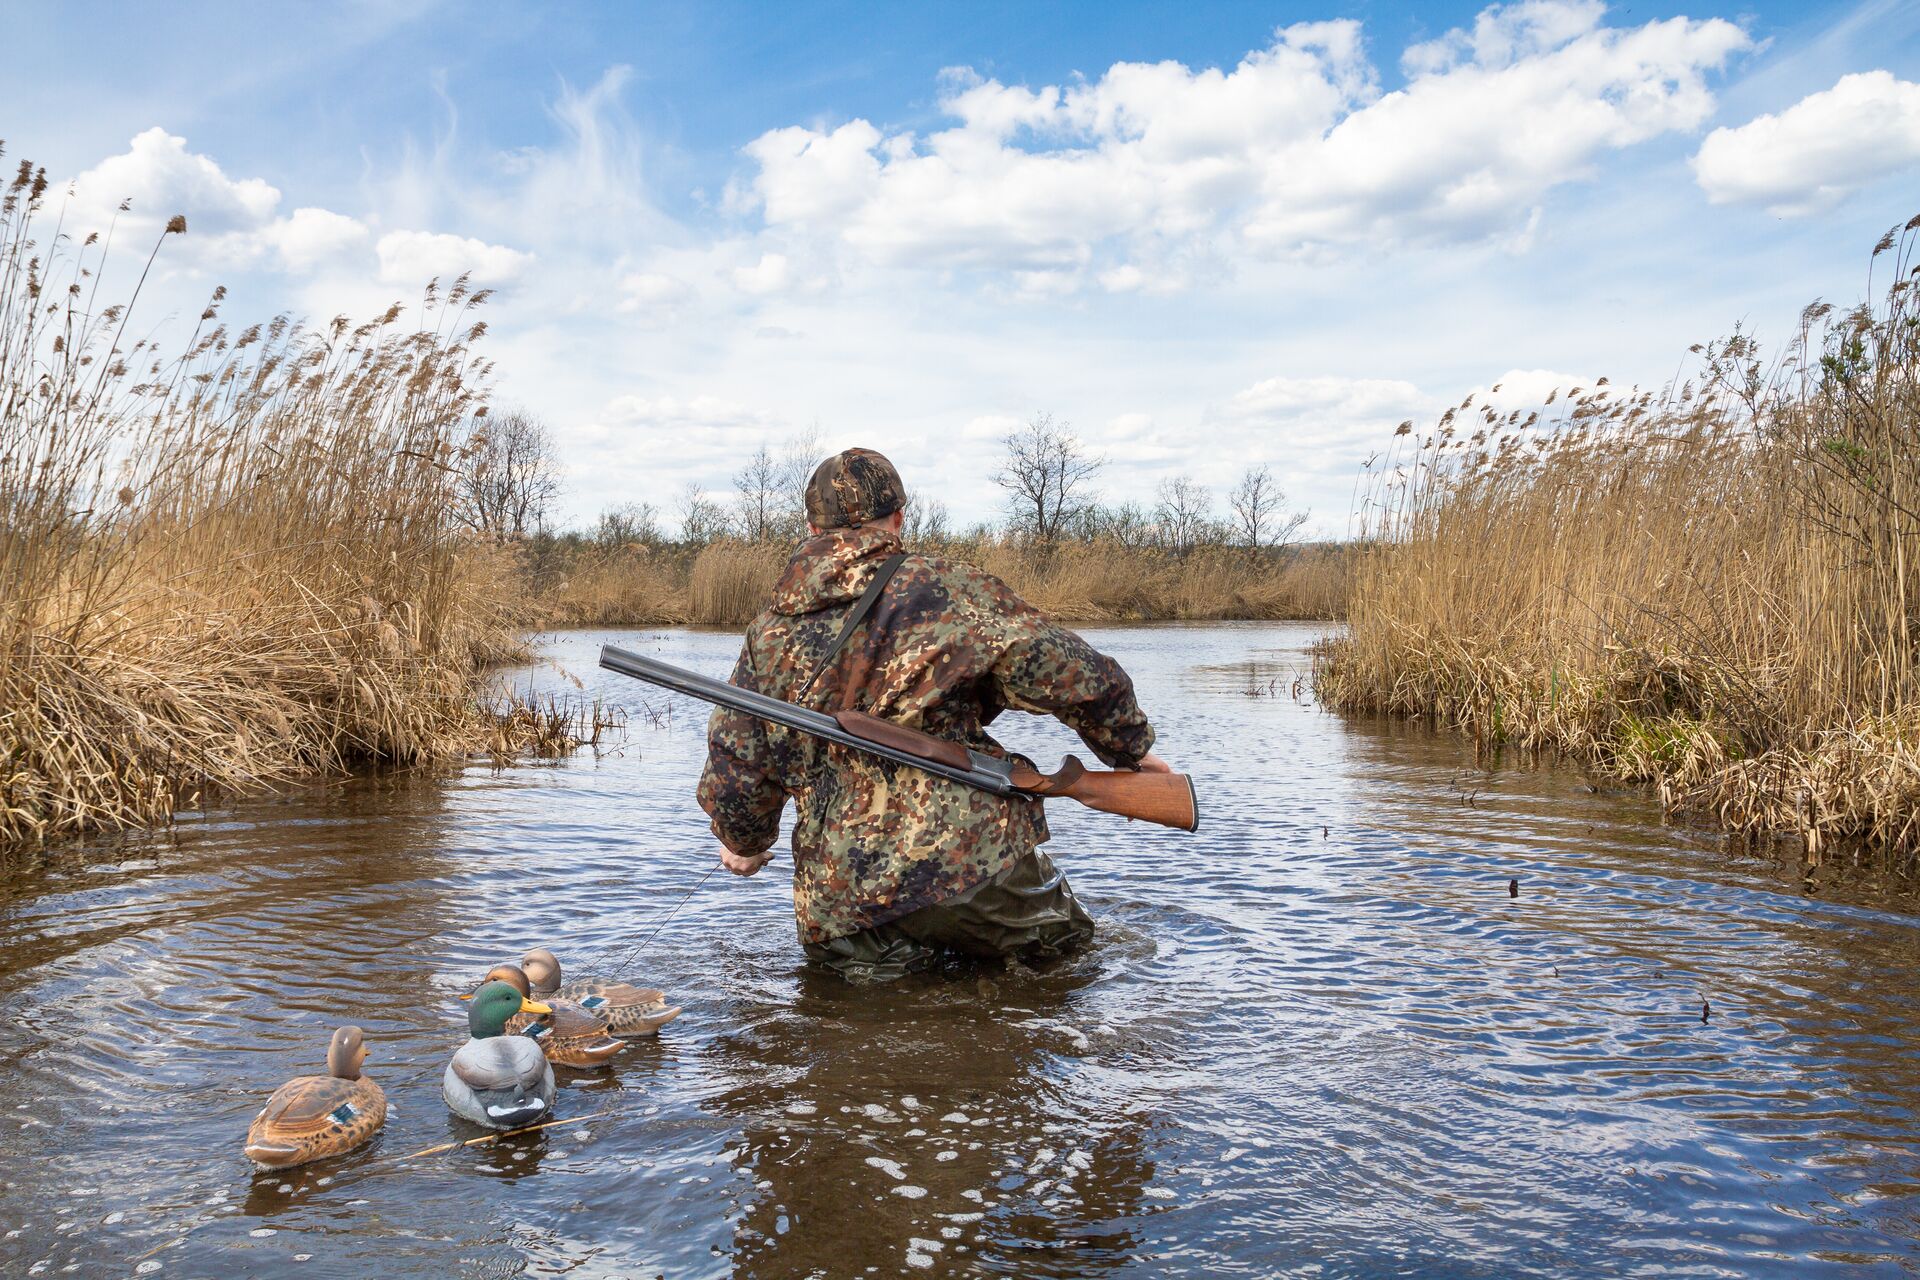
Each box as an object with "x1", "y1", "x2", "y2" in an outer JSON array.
[{"x1": 2, "y1": 623, "x2": 1918, "y2": 1278}]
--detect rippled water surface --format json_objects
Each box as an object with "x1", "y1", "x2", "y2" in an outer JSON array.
[{"x1": 4, "y1": 623, "x2": 1920, "y2": 1278}]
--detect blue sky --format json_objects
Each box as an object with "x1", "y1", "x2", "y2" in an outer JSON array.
[{"x1": 6, "y1": 0, "x2": 1919, "y2": 531}]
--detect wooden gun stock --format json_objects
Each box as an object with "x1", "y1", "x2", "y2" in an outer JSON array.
[
  {"x1": 1008, "y1": 756, "x2": 1200, "y2": 832},
  {"x1": 833, "y1": 710, "x2": 1198, "y2": 833}
]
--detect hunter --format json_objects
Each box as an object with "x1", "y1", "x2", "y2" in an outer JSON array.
[{"x1": 697, "y1": 447, "x2": 1172, "y2": 982}]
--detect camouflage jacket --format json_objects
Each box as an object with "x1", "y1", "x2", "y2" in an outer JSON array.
[{"x1": 697, "y1": 524, "x2": 1156, "y2": 943}]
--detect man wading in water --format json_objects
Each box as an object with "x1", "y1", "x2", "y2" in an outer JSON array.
[{"x1": 697, "y1": 447, "x2": 1172, "y2": 982}]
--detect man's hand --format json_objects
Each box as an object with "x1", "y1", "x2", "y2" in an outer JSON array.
[
  {"x1": 720, "y1": 847, "x2": 776, "y2": 876},
  {"x1": 1136, "y1": 753, "x2": 1173, "y2": 774}
]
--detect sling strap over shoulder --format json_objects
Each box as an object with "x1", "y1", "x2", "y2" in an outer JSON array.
[{"x1": 797, "y1": 553, "x2": 906, "y2": 701}]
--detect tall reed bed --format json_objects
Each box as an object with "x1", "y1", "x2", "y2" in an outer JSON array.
[
  {"x1": 0, "y1": 151, "x2": 518, "y2": 847},
  {"x1": 1318, "y1": 219, "x2": 1920, "y2": 855}
]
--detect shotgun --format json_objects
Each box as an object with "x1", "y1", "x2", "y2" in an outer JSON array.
[{"x1": 598, "y1": 644, "x2": 1199, "y2": 832}]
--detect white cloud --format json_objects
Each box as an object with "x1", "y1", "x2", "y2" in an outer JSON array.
[
  {"x1": 68, "y1": 126, "x2": 281, "y2": 234},
  {"x1": 958, "y1": 413, "x2": 1025, "y2": 443},
  {"x1": 258, "y1": 207, "x2": 370, "y2": 271},
  {"x1": 1215, "y1": 373, "x2": 1427, "y2": 427},
  {"x1": 617, "y1": 271, "x2": 691, "y2": 312},
  {"x1": 1475, "y1": 367, "x2": 1594, "y2": 408},
  {"x1": 735, "y1": 1, "x2": 1750, "y2": 291},
  {"x1": 374, "y1": 229, "x2": 533, "y2": 286},
  {"x1": 1692, "y1": 70, "x2": 1920, "y2": 215},
  {"x1": 731, "y1": 251, "x2": 793, "y2": 296}
]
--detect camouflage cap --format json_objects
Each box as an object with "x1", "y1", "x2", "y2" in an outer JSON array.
[{"x1": 804, "y1": 448, "x2": 906, "y2": 530}]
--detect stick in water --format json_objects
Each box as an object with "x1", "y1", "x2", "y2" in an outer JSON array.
[{"x1": 398, "y1": 1109, "x2": 629, "y2": 1160}]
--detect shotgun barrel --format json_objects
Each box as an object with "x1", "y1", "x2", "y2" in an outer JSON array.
[
  {"x1": 598, "y1": 644, "x2": 1019, "y2": 794},
  {"x1": 597, "y1": 644, "x2": 1198, "y2": 832}
]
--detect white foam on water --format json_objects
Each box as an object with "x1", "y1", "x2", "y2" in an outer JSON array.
[
  {"x1": 905, "y1": 1252, "x2": 933, "y2": 1269},
  {"x1": 939, "y1": 1112, "x2": 969, "y2": 1124},
  {"x1": 891, "y1": 1185, "x2": 928, "y2": 1199},
  {"x1": 909, "y1": 1238, "x2": 944, "y2": 1253},
  {"x1": 936, "y1": 1151, "x2": 957, "y2": 1162},
  {"x1": 864, "y1": 1157, "x2": 906, "y2": 1180}
]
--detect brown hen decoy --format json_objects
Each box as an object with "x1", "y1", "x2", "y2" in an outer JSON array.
[
  {"x1": 521, "y1": 947, "x2": 682, "y2": 1037},
  {"x1": 244, "y1": 1026, "x2": 387, "y2": 1169}
]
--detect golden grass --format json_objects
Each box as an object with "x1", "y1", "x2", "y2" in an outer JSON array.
[
  {"x1": 1317, "y1": 218, "x2": 1920, "y2": 856},
  {"x1": 688, "y1": 538, "x2": 793, "y2": 627},
  {"x1": 972, "y1": 540, "x2": 1347, "y2": 622},
  {"x1": 543, "y1": 544, "x2": 691, "y2": 626},
  {"x1": 0, "y1": 151, "x2": 523, "y2": 847},
  {"x1": 535, "y1": 536, "x2": 1346, "y2": 628}
]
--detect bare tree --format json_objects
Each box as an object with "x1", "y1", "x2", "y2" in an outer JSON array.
[
  {"x1": 902, "y1": 493, "x2": 950, "y2": 544},
  {"x1": 775, "y1": 424, "x2": 827, "y2": 535},
  {"x1": 458, "y1": 409, "x2": 562, "y2": 540},
  {"x1": 993, "y1": 413, "x2": 1102, "y2": 543},
  {"x1": 595, "y1": 501, "x2": 659, "y2": 549},
  {"x1": 1154, "y1": 475, "x2": 1215, "y2": 556},
  {"x1": 732, "y1": 443, "x2": 781, "y2": 541},
  {"x1": 1229, "y1": 464, "x2": 1308, "y2": 550},
  {"x1": 1095, "y1": 500, "x2": 1153, "y2": 549},
  {"x1": 678, "y1": 480, "x2": 728, "y2": 547}
]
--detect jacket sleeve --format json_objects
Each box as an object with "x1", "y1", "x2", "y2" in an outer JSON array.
[
  {"x1": 986, "y1": 599, "x2": 1156, "y2": 769},
  {"x1": 696, "y1": 643, "x2": 786, "y2": 856}
]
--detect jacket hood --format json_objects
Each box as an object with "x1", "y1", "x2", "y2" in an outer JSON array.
[{"x1": 769, "y1": 524, "x2": 905, "y2": 616}]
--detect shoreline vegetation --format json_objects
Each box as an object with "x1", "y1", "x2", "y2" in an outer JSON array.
[
  {"x1": 512, "y1": 408, "x2": 1348, "y2": 628},
  {"x1": 0, "y1": 152, "x2": 548, "y2": 849},
  {"x1": 527, "y1": 536, "x2": 1348, "y2": 628},
  {"x1": 1317, "y1": 218, "x2": 1920, "y2": 860}
]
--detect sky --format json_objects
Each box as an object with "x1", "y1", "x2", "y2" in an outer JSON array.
[{"x1": 5, "y1": 0, "x2": 1919, "y2": 535}]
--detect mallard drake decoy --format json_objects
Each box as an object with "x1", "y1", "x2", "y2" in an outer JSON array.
[
  {"x1": 245, "y1": 1026, "x2": 387, "y2": 1169},
  {"x1": 444, "y1": 979, "x2": 556, "y2": 1129},
  {"x1": 476, "y1": 963, "x2": 625, "y2": 1068},
  {"x1": 522, "y1": 947, "x2": 681, "y2": 1037}
]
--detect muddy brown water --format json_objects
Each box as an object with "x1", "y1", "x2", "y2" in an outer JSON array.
[{"x1": 2, "y1": 623, "x2": 1919, "y2": 1278}]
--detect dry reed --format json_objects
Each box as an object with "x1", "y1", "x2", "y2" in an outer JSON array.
[
  {"x1": 534, "y1": 536, "x2": 1345, "y2": 628},
  {"x1": 479, "y1": 692, "x2": 622, "y2": 759},
  {"x1": 0, "y1": 148, "x2": 522, "y2": 847},
  {"x1": 1318, "y1": 217, "x2": 1920, "y2": 856}
]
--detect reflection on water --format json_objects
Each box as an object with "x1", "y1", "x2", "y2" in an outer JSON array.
[{"x1": 1, "y1": 623, "x2": 1918, "y2": 1277}]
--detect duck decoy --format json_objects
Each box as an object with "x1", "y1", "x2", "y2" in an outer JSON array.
[
  {"x1": 445, "y1": 980, "x2": 557, "y2": 1129},
  {"x1": 521, "y1": 947, "x2": 681, "y2": 1037},
  {"x1": 245, "y1": 1026, "x2": 386, "y2": 1169}
]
